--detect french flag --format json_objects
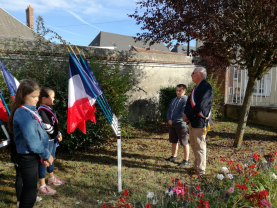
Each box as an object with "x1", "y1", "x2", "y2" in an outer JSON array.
[
  {"x1": 67, "y1": 54, "x2": 97, "y2": 134},
  {"x1": 0, "y1": 60, "x2": 20, "y2": 100}
]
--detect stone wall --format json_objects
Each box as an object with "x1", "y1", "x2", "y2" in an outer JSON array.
[
  {"x1": 0, "y1": 39, "x2": 196, "y2": 121},
  {"x1": 225, "y1": 104, "x2": 277, "y2": 127}
]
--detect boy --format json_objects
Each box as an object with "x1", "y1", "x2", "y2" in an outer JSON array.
[{"x1": 166, "y1": 84, "x2": 189, "y2": 167}]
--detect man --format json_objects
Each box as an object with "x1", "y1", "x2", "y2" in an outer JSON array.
[
  {"x1": 166, "y1": 84, "x2": 190, "y2": 167},
  {"x1": 183, "y1": 67, "x2": 213, "y2": 176}
]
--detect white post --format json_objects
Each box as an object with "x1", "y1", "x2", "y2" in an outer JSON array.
[
  {"x1": 117, "y1": 122, "x2": 122, "y2": 193},
  {"x1": 0, "y1": 124, "x2": 10, "y2": 148}
]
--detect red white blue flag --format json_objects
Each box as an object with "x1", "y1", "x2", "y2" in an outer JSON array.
[
  {"x1": 0, "y1": 60, "x2": 20, "y2": 100},
  {"x1": 67, "y1": 55, "x2": 96, "y2": 134}
]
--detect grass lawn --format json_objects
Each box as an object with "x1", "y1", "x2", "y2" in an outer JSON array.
[{"x1": 0, "y1": 117, "x2": 277, "y2": 207}]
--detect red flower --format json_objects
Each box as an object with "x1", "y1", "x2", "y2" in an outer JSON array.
[
  {"x1": 144, "y1": 203, "x2": 151, "y2": 208},
  {"x1": 251, "y1": 164, "x2": 255, "y2": 169},
  {"x1": 200, "y1": 193, "x2": 204, "y2": 197},
  {"x1": 103, "y1": 204, "x2": 107, "y2": 208},
  {"x1": 177, "y1": 180, "x2": 181, "y2": 187},
  {"x1": 118, "y1": 198, "x2": 125, "y2": 204},
  {"x1": 227, "y1": 160, "x2": 235, "y2": 165},
  {"x1": 105, "y1": 78, "x2": 108, "y2": 80},
  {"x1": 221, "y1": 158, "x2": 226, "y2": 161},
  {"x1": 196, "y1": 186, "x2": 200, "y2": 190},
  {"x1": 171, "y1": 177, "x2": 175, "y2": 182},
  {"x1": 197, "y1": 205, "x2": 201, "y2": 208},
  {"x1": 123, "y1": 190, "x2": 128, "y2": 196},
  {"x1": 259, "y1": 190, "x2": 269, "y2": 199},
  {"x1": 275, "y1": 150, "x2": 277, "y2": 155},
  {"x1": 204, "y1": 201, "x2": 210, "y2": 208},
  {"x1": 236, "y1": 183, "x2": 248, "y2": 190}
]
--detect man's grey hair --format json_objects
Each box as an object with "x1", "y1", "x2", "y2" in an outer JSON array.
[{"x1": 195, "y1": 67, "x2": 207, "y2": 79}]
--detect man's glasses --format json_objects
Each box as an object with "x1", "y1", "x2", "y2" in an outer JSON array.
[{"x1": 191, "y1": 72, "x2": 200, "y2": 75}]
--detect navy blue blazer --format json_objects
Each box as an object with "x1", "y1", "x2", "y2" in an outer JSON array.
[{"x1": 184, "y1": 79, "x2": 213, "y2": 128}]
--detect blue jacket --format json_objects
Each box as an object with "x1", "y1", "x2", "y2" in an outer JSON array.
[
  {"x1": 13, "y1": 104, "x2": 50, "y2": 159},
  {"x1": 184, "y1": 79, "x2": 213, "y2": 128},
  {"x1": 167, "y1": 95, "x2": 188, "y2": 128}
]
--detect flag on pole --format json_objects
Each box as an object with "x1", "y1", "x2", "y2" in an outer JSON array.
[
  {"x1": 79, "y1": 57, "x2": 103, "y2": 94},
  {"x1": 79, "y1": 56, "x2": 103, "y2": 97},
  {"x1": 67, "y1": 55, "x2": 97, "y2": 134},
  {"x1": 0, "y1": 99, "x2": 9, "y2": 122},
  {"x1": 0, "y1": 60, "x2": 20, "y2": 100}
]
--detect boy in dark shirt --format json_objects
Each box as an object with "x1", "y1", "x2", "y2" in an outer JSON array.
[{"x1": 166, "y1": 84, "x2": 190, "y2": 167}]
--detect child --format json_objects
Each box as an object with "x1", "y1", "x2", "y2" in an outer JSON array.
[
  {"x1": 166, "y1": 84, "x2": 190, "y2": 167},
  {"x1": 37, "y1": 87, "x2": 65, "y2": 195},
  {"x1": 8, "y1": 80, "x2": 53, "y2": 208}
]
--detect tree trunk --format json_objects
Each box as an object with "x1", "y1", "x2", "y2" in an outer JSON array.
[{"x1": 233, "y1": 76, "x2": 257, "y2": 148}]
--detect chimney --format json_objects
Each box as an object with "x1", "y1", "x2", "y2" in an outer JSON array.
[{"x1": 26, "y1": 5, "x2": 34, "y2": 30}]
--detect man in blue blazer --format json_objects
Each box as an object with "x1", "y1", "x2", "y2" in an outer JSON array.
[{"x1": 183, "y1": 67, "x2": 213, "y2": 176}]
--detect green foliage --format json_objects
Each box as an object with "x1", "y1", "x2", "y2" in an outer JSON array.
[
  {"x1": 206, "y1": 73, "x2": 224, "y2": 120},
  {"x1": 158, "y1": 74, "x2": 224, "y2": 123},
  {"x1": 158, "y1": 86, "x2": 176, "y2": 122},
  {"x1": 0, "y1": 17, "x2": 138, "y2": 153}
]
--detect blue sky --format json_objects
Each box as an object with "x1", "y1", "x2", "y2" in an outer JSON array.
[{"x1": 1, "y1": 0, "x2": 195, "y2": 47}]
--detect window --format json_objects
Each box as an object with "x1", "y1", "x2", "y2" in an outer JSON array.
[{"x1": 245, "y1": 69, "x2": 271, "y2": 96}]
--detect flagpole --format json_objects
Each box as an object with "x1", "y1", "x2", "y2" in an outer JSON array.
[
  {"x1": 78, "y1": 54, "x2": 114, "y2": 120},
  {"x1": 0, "y1": 120, "x2": 10, "y2": 148},
  {"x1": 68, "y1": 46, "x2": 118, "y2": 133},
  {"x1": 77, "y1": 48, "x2": 114, "y2": 116},
  {"x1": 0, "y1": 89, "x2": 11, "y2": 115},
  {"x1": 75, "y1": 47, "x2": 115, "y2": 126},
  {"x1": 63, "y1": 42, "x2": 122, "y2": 193},
  {"x1": 0, "y1": 88, "x2": 11, "y2": 148}
]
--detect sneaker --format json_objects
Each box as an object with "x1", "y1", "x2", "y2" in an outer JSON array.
[
  {"x1": 38, "y1": 185, "x2": 56, "y2": 195},
  {"x1": 36, "y1": 196, "x2": 42, "y2": 201},
  {"x1": 178, "y1": 160, "x2": 190, "y2": 167},
  {"x1": 165, "y1": 156, "x2": 177, "y2": 162},
  {"x1": 48, "y1": 177, "x2": 65, "y2": 186}
]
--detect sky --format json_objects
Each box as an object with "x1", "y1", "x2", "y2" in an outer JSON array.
[{"x1": 0, "y1": 0, "x2": 195, "y2": 47}]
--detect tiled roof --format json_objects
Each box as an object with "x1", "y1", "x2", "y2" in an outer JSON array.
[
  {"x1": 131, "y1": 46, "x2": 187, "y2": 56},
  {"x1": 89, "y1": 31, "x2": 170, "y2": 52},
  {"x1": 171, "y1": 44, "x2": 196, "y2": 53},
  {"x1": 0, "y1": 7, "x2": 36, "y2": 41}
]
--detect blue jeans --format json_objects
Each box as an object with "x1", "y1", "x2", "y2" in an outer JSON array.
[{"x1": 38, "y1": 140, "x2": 56, "y2": 179}]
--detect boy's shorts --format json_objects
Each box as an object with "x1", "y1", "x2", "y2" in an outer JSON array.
[{"x1": 169, "y1": 126, "x2": 189, "y2": 146}]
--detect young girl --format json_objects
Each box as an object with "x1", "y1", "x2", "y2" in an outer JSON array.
[
  {"x1": 8, "y1": 80, "x2": 53, "y2": 208},
  {"x1": 37, "y1": 87, "x2": 65, "y2": 195}
]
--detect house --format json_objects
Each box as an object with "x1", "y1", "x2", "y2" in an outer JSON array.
[
  {"x1": 171, "y1": 44, "x2": 196, "y2": 55},
  {"x1": 0, "y1": 6, "x2": 36, "y2": 41},
  {"x1": 88, "y1": 31, "x2": 170, "y2": 52}
]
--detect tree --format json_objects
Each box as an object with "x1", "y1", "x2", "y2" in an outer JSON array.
[{"x1": 129, "y1": 0, "x2": 277, "y2": 148}]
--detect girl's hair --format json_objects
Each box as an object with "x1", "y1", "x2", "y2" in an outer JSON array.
[
  {"x1": 8, "y1": 80, "x2": 40, "y2": 132},
  {"x1": 37, "y1": 87, "x2": 54, "y2": 106}
]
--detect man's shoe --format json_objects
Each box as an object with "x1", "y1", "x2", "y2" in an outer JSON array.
[
  {"x1": 185, "y1": 167, "x2": 196, "y2": 172},
  {"x1": 165, "y1": 156, "x2": 177, "y2": 162},
  {"x1": 38, "y1": 185, "x2": 56, "y2": 195},
  {"x1": 178, "y1": 160, "x2": 190, "y2": 167},
  {"x1": 192, "y1": 172, "x2": 204, "y2": 178}
]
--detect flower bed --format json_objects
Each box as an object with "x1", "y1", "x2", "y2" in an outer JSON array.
[{"x1": 103, "y1": 151, "x2": 277, "y2": 208}]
